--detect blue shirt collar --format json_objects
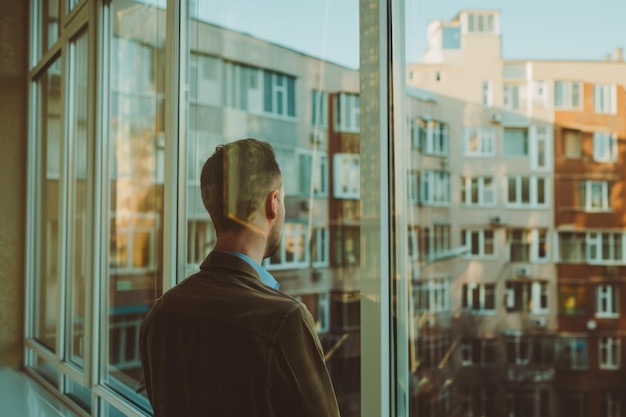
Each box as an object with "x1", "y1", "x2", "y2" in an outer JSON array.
[{"x1": 224, "y1": 252, "x2": 280, "y2": 290}]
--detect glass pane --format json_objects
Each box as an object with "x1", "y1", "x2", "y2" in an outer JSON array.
[
  {"x1": 40, "y1": 0, "x2": 60, "y2": 59},
  {"x1": 33, "y1": 57, "x2": 62, "y2": 351},
  {"x1": 66, "y1": 31, "x2": 89, "y2": 366},
  {"x1": 64, "y1": 376, "x2": 92, "y2": 412},
  {"x1": 105, "y1": 0, "x2": 166, "y2": 399},
  {"x1": 180, "y1": 1, "x2": 360, "y2": 416}
]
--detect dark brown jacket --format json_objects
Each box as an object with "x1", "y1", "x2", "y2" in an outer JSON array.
[{"x1": 140, "y1": 251, "x2": 340, "y2": 417}]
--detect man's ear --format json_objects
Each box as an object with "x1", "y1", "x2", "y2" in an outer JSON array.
[{"x1": 265, "y1": 189, "x2": 280, "y2": 220}]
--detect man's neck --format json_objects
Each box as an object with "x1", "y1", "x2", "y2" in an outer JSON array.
[{"x1": 212, "y1": 230, "x2": 266, "y2": 264}]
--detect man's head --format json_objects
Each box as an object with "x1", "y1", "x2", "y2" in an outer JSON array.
[{"x1": 200, "y1": 138, "x2": 284, "y2": 257}]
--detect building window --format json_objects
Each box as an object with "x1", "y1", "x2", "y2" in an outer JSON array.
[
  {"x1": 593, "y1": 132, "x2": 618, "y2": 163},
  {"x1": 557, "y1": 338, "x2": 588, "y2": 370},
  {"x1": 596, "y1": 284, "x2": 619, "y2": 318},
  {"x1": 263, "y1": 71, "x2": 296, "y2": 117},
  {"x1": 533, "y1": 80, "x2": 549, "y2": 109},
  {"x1": 335, "y1": 92, "x2": 360, "y2": 133},
  {"x1": 482, "y1": 81, "x2": 493, "y2": 107},
  {"x1": 413, "y1": 279, "x2": 450, "y2": 314},
  {"x1": 415, "y1": 334, "x2": 451, "y2": 370},
  {"x1": 587, "y1": 232, "x2": 624, "y2": 264},
  {"x1": 601, "y1": 392, "x2": 621, "y2": 417},
  {"x1": 333, "y1": 153, "x2": 360, "y2": 199},
  {"x1": 506, "y1": 281, "x2": 549, "y2": 314},
  {"x1": 531, "y1": 126, "x2": 550, "y2": 170},
  {"x1": 311, "y1": 89, "x2": 328, "y2": 127},
  {"x1": 330, "y1": 292, "x2": 360, "y2": 332},
  {"x1": 421, "y1": 171, "x2": 450, "y2": 206},
  {"x1": 462, "y1": 283, "x2": 496, "y2": 313},
  {"x1": 579, "y1": 181, "x2": 610, "y2": 211},
  {"x1": 503, "y1": 127, "x2": 529, "y2": 156},
  {"x1": 421, "y1": 120, "x2": 449, "y2": 156},
  {"x1": 559, "y1": 284, "x2": 586, "y2": 316},
  {"x1": 508, "y1": 229, "x2": 548, "y2": 263},
  {"x1": 409, "y1": 171, "x2": 419, "y2": 205},
  {"x1": 423, "y1": 224, "x2": 451, "y2": 260},
  {"x1": 265, "y1": 222, "x2": 308, "y2": 270},
  {"x1": 442, "y1": 26, "x2": 461, "y2": 49},
  {"x1": 503, "y1": 84, "x2": 522, "y2": 110},
  {"x1": 411, "y1": 118, "x2": 426, "y2": 149},
  {"x1": 460, "y1": 338, "x2": 498, "y2": 366},
  {"x1": 333, "y1": 226, "x2": 360, "y2": 267},
  {"x1": 311, "y1": 227, "x2": 329, "y2": 267},
  {"x1": 464, "y1": 127, "x2": 495, "y2": 156},
  {"x1": 563, "y1": 129, "x2": 582, "y2": 159},
  {"x1": 110, "y1": 212, "x2": 158, "y2": 274},
  {"x1": 594, "y1": 84, "x2": 617, "y2": 114},
  {"x1": 462, "y1": 229, "x2": 496, "y2": 258},
  {"x1": 505, "y1": 336, "x2": 532, "y2": 365},
  {"x1": 554, "y1": 81, "x2": 582, "y2": 109},
  {"x1": 599, "y1": 337, "x2": 620, "y2": 369},
  {"x1": 557, "y1": 231, "x2": 586, "y2": 262},
  {"x1": 466, "y1": 12, "x2": 496, "y2": 33},
  {"x1": 506, "y1": 176, "x2": 547, "y2": 207},
  {"x1": 186, "y1": 220, "x2": 216, "y2": 270},
  {"x1": 461, "y1": 176, "x2": 496, "y2": 206},
  {"x1": 298, "y1": 150, "x2": 328, "y2": 197}
]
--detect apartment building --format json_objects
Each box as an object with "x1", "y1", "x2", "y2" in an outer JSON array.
[{"x1": 407, "y1": 9, "x2": 626, "y2": 417}]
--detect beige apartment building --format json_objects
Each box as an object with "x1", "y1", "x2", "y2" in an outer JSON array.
[{"x1": 407, "y1": 9, "x2": 626, "y2": 417}]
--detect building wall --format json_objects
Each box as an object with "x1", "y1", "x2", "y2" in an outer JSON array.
[{"x1": 0, "y1": 0, "x2": 28, "y2": 368}]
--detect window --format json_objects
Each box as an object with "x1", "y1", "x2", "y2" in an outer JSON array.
[
  {"x1": 415, "y1": 334, "x2": 451, "y2": 370},
  {"x1": 506, "y1": 176, "x2": 547, "y2": 207},
  {"x1": 298, "y1": 150, "x2": 328, "y2": 197},
  {"x1": 109, "y1": 212, "x2": 158, "y2": 274},
  {"x1": 335, "y1": 92, "x2": 360, "y2": 133},
  {"x1": 587, "y1": 232, "x2": 625, "y2": 263},
  {"x1": 460, "y1": 338, "x2": 498, "y2": 366},
  {"x1": 505, "y1": 336, "x2": 531, "y2": 365},
  {"x1": 413, "y1": 279, "x2": 450, "y2": 313},
  {"x1": 482, "y1": 81, "x2": 493, "y2": 107},
  {"x1": 333, "y1": 153, "x2": 360, "y2": 199},
  {"x1": 461, "y1": 176, "x2": 496, "y2": 206},
  {"x1": 601, "y1": 392, "x2": 621, "y2": 417},
  {"x1": 506, "y1": 281, "x2": 549, "y2": 314},
  {"x1": 464, "y1": 127, "x2": 495, "y2": 156},
  {"x1": 503, "y1": 84, "x2": 522, "y2": 110},
  {"x1": 311, "y1": 227, "x2": 329, "y2": 267},
  {"x1": 508, "y1": 229, "x2": 548, "y2": 263},
  {"x1": 462, "y1": 283, "x2": 496, "y2": 313},
  {"x1": 466, "y1": 12, "x2": 497, "y2": 33},
  {"x1": 462, "y1": 229, "x2": 496, "y2": 258},
  {"x1": 190, "y1": 53, "x2": 221, "y2": 106},
  {"x1": 559, "y1": 392, "x2": 587, "y2": 417},
  {"x1": 559, "y1": 284, "x2": 586, "y2": 316},
  {"x1": 557, "y1": 231, "x2": 585, "y2": 262},
  {"x1": 596, "y1": 284, "x2": 619, "y2": 318},
  {"x1": 421, "y1": 171, "x2": 450, "y2": 206},
  {"x1": 533, "y1": 80, "x2": 549, "y2": 109},
  {"x1": 503, "y1": 127, "x2": 528, "y2": 156},
  {"x1": 410, "y1": 118, "x2": 427, "y2": 150},
  {"x1": 579, "y1": 181, "x2": 611, "y2": 211},
  {"x1": 530, "y1": 126, "x2": 550, "y2": 170},
  {"x1": 563, "y1": 129, "x2": 582, "y2": 159},
  {"x1": 263, "y1": 70, "x2": 296, "y2": 117},
  {"x1": 311, "y1": 89, "x2": 328, "y2": 127},
  {"x1": 442, "y1": 26, "x2": 461, "y2": 49},
  {"x1": 264, "y1": 222, "x2": 308, "y2": 270},
  {"x1": 600, "y1": 337, "x2": 620, "y2": 369},
  {"x1": 224, "y1": 62, "x2": 262, "y2": 111},
  {"x1": 186, "y1": 219, "x2": 216, "y2": 271},
  {"x1": 593, "y1": 132, "x2": 618, "y2": 162},
  {"x1": 554, "y1": 81, "x2": 582, "y2": 109},
  {"x1": 594, "y1": 84, "x2": 617, "y2": 114},
  {"x1": 333, "y1": 226, "x2": 360, "y2": 267},
  {"x1": 558, "y1": 339, "x2": 589, "y2": 370},
  {"x1": 409, "y1": 171, "x2": 419, "y2": 205},
  {"x1": 423, "y1": 224, "x2": 451, "y2": 260},
  {"x1": 421, "y1": 120, "x2": 449, "y2": 156}
]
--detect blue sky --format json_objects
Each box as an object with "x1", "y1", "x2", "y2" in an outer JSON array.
[{"x1": 193, "y1": 0, "x2": 626, "y2": 68}]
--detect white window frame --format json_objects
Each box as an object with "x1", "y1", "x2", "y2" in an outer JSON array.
[
  {"x1": 593, "y1": 132, "x2": 619, "y2": 163},
  {"x1": 507, "y1": 228, "x2": 548, "y2": 263},
  {"x1": 298, "y1": 149, "x2": 329, "y2": 198},
  {"x1": 263, "y1": 71, "x2": 296, "y2": 118},
  {"x1": 554, "y1": 81, "x2": 582, "y2": 110},
  {"x1": 596, "y1": 284, "x2": 619, "y2": 318},
  {"x1": 311, "y1": 227, "x2": 330, "y2": 268},
  {"x1": 461, "y1": 176, "x2": 496, "y2": 207},
  {"x1": 532, "y1": 80, "x2": 549, "y2": 109},
  {"x1": 505, "y1": 175, "x2": 548, "y2": 208},
  {"x1": 529, "y1": 126, "x2": 552, "y2": 171},
  {"x1": 506, "y1": 336, "x2": 531, "y2": 366},
  {"x1": 311, "y1": 89, "x2": 328, "y2": 128},
  {"x1": 420, "y1": 171, "x2": 450, "y2": 206},
  {"x1": 464, "y1": 127, "x2": 495, "y2": 156},
  {"x1": 423, "y1": 224, "x2": 451, "y2": 260},
  {"x1": 502, "y1": 127, "x2": 529, "y2": 157},
  {"x1": 409, "y1": 171, "x2": 419, "y2": 205},
  {"x1": 599, "y1": 337, "x2": 620, "y2": 369},
  {"x1": 461, "y1": 338, "x2": 497, "y2": 366},
  {"x1": 335, "y1": 92, "x2": 360, "y2": 133},
  {"x1": 109, "y1": 211, "x2": 158, "y2": 275},
  {"x1": 263, "y1": 222, "x2": 309, "y2": 270},
  {"x1": 557, "y1": 231, "x2": 586, "y2": 263},
  {"x1": 558, "y1": 338, "x2": 589, "y2": 370},
  {"x1": 580, "y1": 181, "x2": 610, "y2": 211},
  {"x1": 601, "y1": 392, "x2": 621, "y2": 417},
  {"x1": 594, "y1": 84, "x2": 618, "y2": 114},
  {"x1": 462, "y1": 283, "x2": 496, "y2": 314},
  {"x1": 503, "y1": 84, "x2": 522, "y2": 110},
  {"x1": 462, "y1": 229, "x2": 497, "y2": 259},
  {"x1": 413, "y1": 278, "x2": 450, "y2": 314},
  {"x1": 333, "y1": 153, "x2": 360, "y2": 199},
  {"x1": 422, "y1": 120, "x2": 449, "y2": 157},
  {"x1": 587, "y1": 232, "x2": 625, "y2": 264},
  {"x1": 482, "y1": 80, "x2": 493, "y2": 108},
  {"x1": 505, "y1": 281, "x2": 549, "y2": 314}
]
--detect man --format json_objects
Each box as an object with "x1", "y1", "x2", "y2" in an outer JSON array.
[{"x1": 140, "y1": 138, "x2": 340, "y2": 417}]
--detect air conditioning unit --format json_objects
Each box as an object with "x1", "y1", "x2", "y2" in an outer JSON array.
[
  {"x1": 490, "y1": 215, "x2": 505, "y2": 226},
  {"x1": 531, "y1": 317, "x2": 547, "y2": 328},
  {"x1": 517, "y1": 265, "x2": 532, "y2": 277},
  {"x1": 310, "y1": 130, "x2": 326, "y2": 145},
  {"x1": 491, "y1": 112, "x2": 502, "y2": 124}
]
